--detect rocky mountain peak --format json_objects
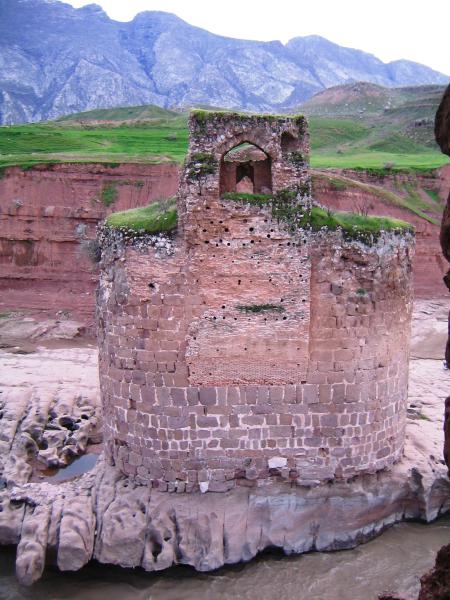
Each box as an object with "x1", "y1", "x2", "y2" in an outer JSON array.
[{"x1": 0, "y1": 0, "x2": 448, "y2": 124}]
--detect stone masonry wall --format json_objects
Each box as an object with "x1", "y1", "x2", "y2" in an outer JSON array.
[
  {"x1": 98, "y1": 112, "x2": 414, "y2": 491},
  {"x1": 98, "y1": 229, "x2": 413, "y2": 491}
]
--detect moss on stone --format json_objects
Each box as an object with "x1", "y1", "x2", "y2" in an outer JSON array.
[
  {"x1": 222, "y1": 192, "x2": 272, "y2": 203},
  {"x1": 101, "y1": 183, "x2": 118, "y2": 206},
  {"x1": 191, "y1": 109, "x2": 305, "y2": 123},
  {"x1": 186, "y1": 152, "x2": 217, "y2": 180},
  {"x1": 305, "y1": 206, "x2": 415, "y2": 241},
  {"x1": 222, "y1": 187, "x2": 308, "y2": 233},
  {"x1": 236, "y1": 304, "x2": 285, "y2": 313},
  {"x1": 106, "y1": 197, "x2": 177, "y2": 233},
  {"x1": 222, "y1": 186, "x2": 414, "y2": 242},
  {"x1": 287, "y1": 151, "x2": 306, "y2": 166}
]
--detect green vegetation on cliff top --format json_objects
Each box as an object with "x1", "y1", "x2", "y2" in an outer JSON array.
[
  {"x1": 106, "y1": 197, "x2": 177, "y2": 233},
  {"x1": 311, "y1": 171, "x2": 440, "y2": 225},
  {"x1": 1, "y1": 82, "x2": 449, "y2": 171},
  {"x1": 305, "y1": 206, "x2": 414, "y2": 237},
  {"x1": 106, "y1": 193, "x2": 412, "y2": 240},
  {"x1": 0, "y1": 119, "x2": 188, "y2": 169}
]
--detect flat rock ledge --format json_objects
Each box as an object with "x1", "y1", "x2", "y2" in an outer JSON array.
[{"x1": 1, "y1": 447, "x2": 449, "y2": 586}]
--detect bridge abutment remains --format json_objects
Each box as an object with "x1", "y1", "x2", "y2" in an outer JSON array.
[{"x1": 97, "y1": 111, "x2": 414, "y2": 491}]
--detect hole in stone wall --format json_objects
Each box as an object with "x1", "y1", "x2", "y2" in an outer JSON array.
[
  {"x1": 220, "y1": 142, "x2": 272, "y2": 195},
  {"x1": 281, "y1": 131, "x2": 299, "y2": 154}
]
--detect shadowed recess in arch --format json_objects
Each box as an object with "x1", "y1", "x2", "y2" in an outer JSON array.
[{"x1": 220, "y1": 142, "x2": 272, "y2": 195}]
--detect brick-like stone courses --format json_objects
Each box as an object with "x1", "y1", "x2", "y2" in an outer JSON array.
[
  {"x1": 184, "y1": 199, "x2": 311, "y2": 385},
  {"x1": 97, "y1": 112, "x2": 414, "y2": 491},
  {"x1": 306, "y1": 234, "x2": 414, "y2": 480},
  {"x1": 98, "y1": 230, "x2": 413, "y2": 490},
  {"x1": 177, "y1": 112, "x2": 311, "y2": 241}
]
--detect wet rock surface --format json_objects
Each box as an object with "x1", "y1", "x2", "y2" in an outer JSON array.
[
  {"x1": 418, "y1": 542, "x2": 450, "y2": 600},
  {"x1": 0, "y1": 344, "x2": 101, "y2": 485},
  {"x1": 0, "y1": 303, "x2": 448, "y2": 587}
]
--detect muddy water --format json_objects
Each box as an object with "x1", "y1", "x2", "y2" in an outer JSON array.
[
  {"x1": 1, "y1": 518, "x2": 449, "y2": 600},
  {"x1": 40, "y1": 453, "x2": 99, "y2": 483}
]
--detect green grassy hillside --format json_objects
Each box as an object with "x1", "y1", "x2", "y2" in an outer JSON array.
[
  {"x1": 0, "y1": 121, "x2": 188, "y2": 169},
  {"x1": 56, "y1": 104, "x2": 183, "y2": 124},
  {"x1": 0, "y1": 83, "x2": 449, "y2": 171},
  {"x1": 303, "y1": 83, "x2": 449, "y2": 169}
]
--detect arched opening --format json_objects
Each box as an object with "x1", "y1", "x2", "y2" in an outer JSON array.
[
  {"x1": 219, "y1": 142, "x2": 272, "y2": 195},
  {"x1": 280, "y1": 131, "x2": 298, "y2": 155}
]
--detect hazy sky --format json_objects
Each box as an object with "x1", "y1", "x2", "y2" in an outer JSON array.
[{"x1": 66, "y1": 0, "x2": 450, "y2": 75}]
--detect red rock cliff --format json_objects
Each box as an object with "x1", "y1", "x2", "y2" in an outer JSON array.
[{"x1": 0, "y1": 162, "x2": 180, "y2": 324}]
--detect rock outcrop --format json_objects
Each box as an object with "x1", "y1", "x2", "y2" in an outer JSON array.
[
  {"x1": 418, "y1": 544, "x2": 450, "y2": 599},
  {"x1": 0, "y1": 346, "x2": 101, "y2": 485},
  {"x1": 435, "y1": 85, "x2": 450, "y2": 157},
  {"x1": 0, "y1": 162, "x2": 179, "y2": 324}
]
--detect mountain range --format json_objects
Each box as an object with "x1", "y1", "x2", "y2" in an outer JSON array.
[{"x1": 0, "y1": 0, "x2": 449, "y2": 125}]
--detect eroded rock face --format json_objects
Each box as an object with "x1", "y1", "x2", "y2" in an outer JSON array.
[
  {"x1": 435, "y1": 84, "x2": 450, "y2": 157},
  {"x1": 0, "y1": 163, "x2": 179, "y2": 324},
  {"x1": 0, "y1": 345, "x2": 101, "y2": 551},
  {"x1": 4, "y1": 450, "x2": 450, "y2": 587}
]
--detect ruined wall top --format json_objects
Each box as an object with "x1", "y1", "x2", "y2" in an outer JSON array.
[
  {"x1": 187, "y1": 110, "x2": 309, "y2": 163},
  {"x1": 177, "y1": 111, "x2": 312, "y2": 236}
]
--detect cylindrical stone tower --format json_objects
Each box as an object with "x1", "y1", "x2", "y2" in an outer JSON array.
[{"x1": 97, "y1": 111, "x2": 415, "y2": 491}]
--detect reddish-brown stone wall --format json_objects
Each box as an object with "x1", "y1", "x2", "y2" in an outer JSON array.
[
  {"x1": 98, "y1": 229, "x2": 413, "y2": 490},
  {"x1": 97, "y1": 112, "x2": 414, "y2": 491},
  {"x1": 184, "y1": 199, "x2": 311, "y2": 386},
  {"x1": 0, "y1": 162, "x2": 179, "y2": 321},
  {"x1": 312, "y1": 170, "x2": 447, "y2": 298}
]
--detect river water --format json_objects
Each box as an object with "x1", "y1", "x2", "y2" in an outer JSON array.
[{"x1": 1, "y1": 517, "x2": 449, "y2": 600}]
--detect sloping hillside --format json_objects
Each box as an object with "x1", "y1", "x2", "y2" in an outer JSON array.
[
  {"x1": 302, "y1": 83, "x2": 449, "y2": 168},
  {"x1": 1, "y1": 84, "x2": 450, "y2": 171}
]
